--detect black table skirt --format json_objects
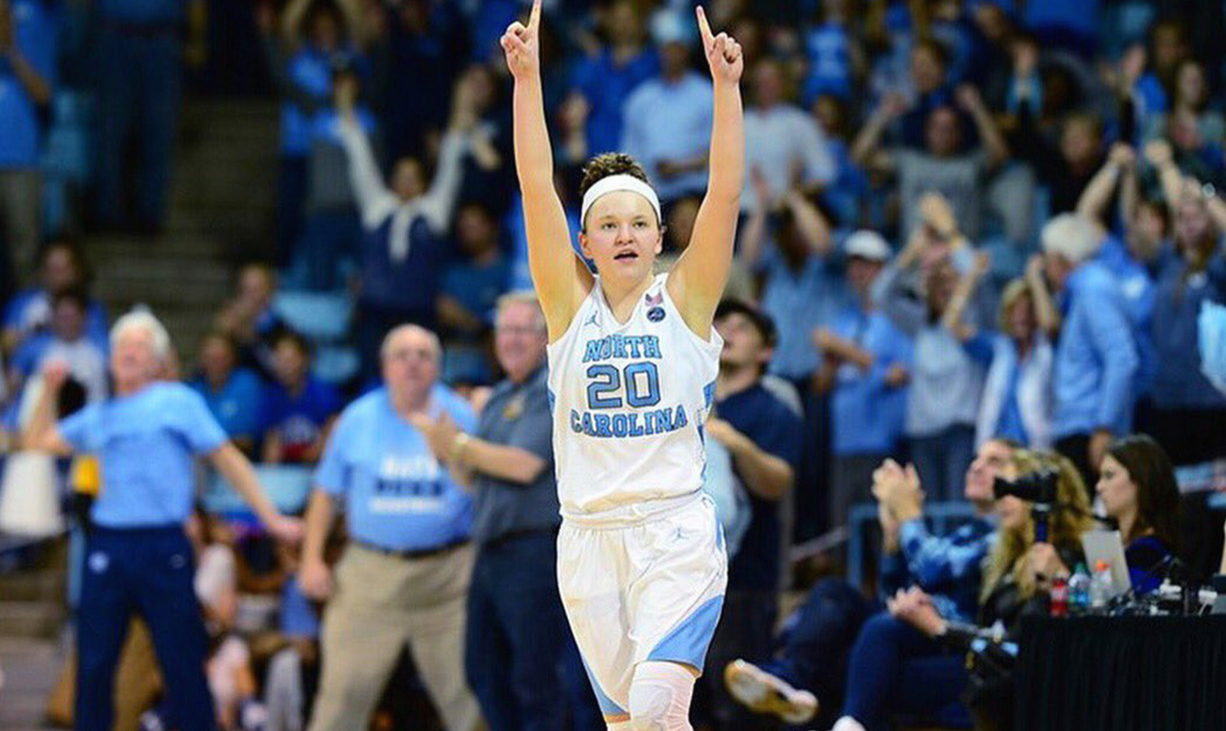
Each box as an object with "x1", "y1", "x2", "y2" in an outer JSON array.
[{"x1": 1016, "y1": 616, "x2": 1226, "y2": 731}]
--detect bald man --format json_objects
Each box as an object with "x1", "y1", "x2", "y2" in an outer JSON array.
[{"x1": 298, "y1": 325, "x2": 482, "y2": 731}]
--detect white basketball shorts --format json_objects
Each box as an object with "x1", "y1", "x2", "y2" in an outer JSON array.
[{"x1": 557, "y1": 491, "x2": 728, "y2": 723}]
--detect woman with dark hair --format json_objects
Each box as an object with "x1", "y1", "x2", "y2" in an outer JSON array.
[{"x1": 1096, "y1": 434, "x2": 1181, "y2": 593}]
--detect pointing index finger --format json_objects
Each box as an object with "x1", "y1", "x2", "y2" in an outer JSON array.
[
  {"x1": 695, "y1": 5, "x2": 713, "y2": 45},
  {"x1": 528, "y1": 0, "x2": 542, "y2": 33}
]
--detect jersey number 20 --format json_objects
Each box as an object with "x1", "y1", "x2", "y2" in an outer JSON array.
[{"x1": 586, "y1": 363, "x2": 661, "y2": 409}]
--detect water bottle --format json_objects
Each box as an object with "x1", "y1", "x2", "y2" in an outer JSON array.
[
  {"x1": 1050, "y1": 575, "x2": 1068, "y2": 617},
  {"x1": 1068, "y1": 563, "x2": 1091, "y2": 613},
  {"x1": 1089, "y1": 560, "x2": 1115, "y2": 611}
]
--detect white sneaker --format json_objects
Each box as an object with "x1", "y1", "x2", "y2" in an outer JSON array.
[{"x1": 724, "y1": 659, "x2": 819, "y2": 724}]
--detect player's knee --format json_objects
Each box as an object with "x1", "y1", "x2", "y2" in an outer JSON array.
[{"x1": 628, "y1": 662, "x2": 694, "y2": 731}]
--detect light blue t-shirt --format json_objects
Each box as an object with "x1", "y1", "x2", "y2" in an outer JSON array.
[
  {"x1": 59, "y1": 382, "x2": 228, "y2": 528},
  {"x1": 314, "y1": 385, "x2": 476, "y2": 552}
]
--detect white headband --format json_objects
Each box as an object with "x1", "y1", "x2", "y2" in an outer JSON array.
[{"x1": 580, "y1": 174, "x2": 662, "y2": 228}]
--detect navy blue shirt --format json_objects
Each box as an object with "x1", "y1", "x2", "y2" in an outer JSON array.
[
  {"x1": 360, "y1": 217, "x2": 446, "y2": 314},
  {"x1": 261, "y1": 377, "x2": 343, "y2": 464},
  {"x1": 719, "y1": 383, "x2": 802, "y2": 591},
  {"x1": 471, "y1": 366, "x2": 558, "y2": 544}
]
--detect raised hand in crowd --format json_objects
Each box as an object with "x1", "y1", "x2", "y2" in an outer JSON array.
[
  {"x1": 940, "y1": 250, "x2": 991, "y2": 340},
  {"x1": 850, "y1": 91, "x2": 910, "y2": 169},
  {"x1": 872, "y1": 458, "x2": 924, "y2": 523}
]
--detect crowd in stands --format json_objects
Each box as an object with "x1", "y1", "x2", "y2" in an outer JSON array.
[{"x1": 3, "y1": 0, "x2": 1226, "y2": 730}]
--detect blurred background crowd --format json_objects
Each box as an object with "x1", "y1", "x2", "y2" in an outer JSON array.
[{"x1": 3, "y1": 0, "x2": 1226, "y2": 730}]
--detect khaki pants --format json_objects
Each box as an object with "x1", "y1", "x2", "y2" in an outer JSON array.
[{"x1": 308, "y1": 543, "x2": 480, "y2": 731}]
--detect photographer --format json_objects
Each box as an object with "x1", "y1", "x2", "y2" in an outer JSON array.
[{"x1": 830, "y1": 451, "x2": 1092, "y2": 731}]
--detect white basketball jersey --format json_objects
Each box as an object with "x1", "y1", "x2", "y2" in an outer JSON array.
[{"x1": 547, "y1": 273, "x2": 723, "y2": 517}]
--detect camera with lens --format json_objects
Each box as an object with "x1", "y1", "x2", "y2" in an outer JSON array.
[
  {"x1": 992, "y1": 469, "x2": 1058, "y2": 505},
  {"x1": 993, "y1": 469, "x2": 1059, "y2": 541}
]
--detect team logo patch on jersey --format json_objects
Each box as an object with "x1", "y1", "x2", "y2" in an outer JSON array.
[{"x1": 645, "y1": 291, "x2": 665, "y2": 321}]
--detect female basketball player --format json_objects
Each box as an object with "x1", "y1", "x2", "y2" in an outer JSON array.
[{"x1": 501, "y1": 3, "x2": 743, "y2": 729}]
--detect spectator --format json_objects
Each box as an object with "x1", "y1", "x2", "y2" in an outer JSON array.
[
  {"x1": 297, "y1": 324, "x2": 480, "y2": 731},
  {"x1": 701, "y1": 299, "x2": 801, "y2": 731},
  {"x1": 1144, "y1": 177, "x2": 1226, "y2": 465},
  {"x1": 969, "y1": 261, "x2": 1059, "y2": 449},
  {"x1": 191, "y1": 332, "x2": 265, "y2": 458},
  {"x1": 742, "y1": 58, "x2": 835, "y2": 213},
  {"x1": 10, "y1": 289, "x2": 108, "y2": 406},
  {"x1": 569, "y1": 0, "x2": 657, "y2": 156},
  {"x1": 335, "y1": 66, "x2": 471, "y2": 378},
  {"x1": 0, "y1": 0, "x2": 55, "y2": 289},
  {"x1": 451, "y1": 63, "x2": 516, "y2": 220},
  {"x1": 261, "y1": 331, "x2": 342, "y2": 465},
  {"x1": 3, "y1": 241, "x2": 108, "y2": 354},
  {"x1": 815, "y1": 230, "x2": 911, "y2": 528},
  {"x1": 811, "y1": 93, "x2": 870, "y2": 226},
  {"x1": 656, "y1": 193, "x2": 754, "y2": 302},
  {"x1": 1095, "y1": 434, "x2": 1181, "y2": 595},
  {"x1": 264, "y1": 539, "x2": 324, "y2": 731},
  {"x1": 1131, "y1": 19, "x2": 1191, "y2": 118},
  {"x1": 800, "y1": 0, "x2": 863, "y2": 105},
  {"x1": 874, "y1": 228, "x2": 987, "y2": 503},
  {"x1": 295, "y1": 59, "x2": 377, "y2": 290},
  {"x1": 842, "y1": 450, "x2": 1092, "y2": 731},
  {"x1": 91, "y1": 0, "x2": 204, "y2": 233},
  {"x1": 377, "y1": 0, "x2": 469, "y2": 164},
  {"x1": 1015, "y1": 110, "x2": 1105, "y2": 217},
  {"x1": 853, "y1": 85, "x2": 1009, "y2": 240},
  {"x1": 740, "y1": 179, "x2": 847, "y2": 387},
  {"x1": 181, "y1": 510, "x2": 267, "y2": 731},
  {"x1": 1041, "y1": 213, "x2": 1140, "y2": 489},
  {"x1": 1142, "y1": 58, "x2": 1225, "y2": 183},
  {"x1": 214, "y1": 262, "x2": 286, "y2": 380},
  {"x1": 895, "y1": 37, "x2": 955, "y2": 151},
  {"x1": 739, "y1": 178, "x2": 847, "y2": 536},
  {"x1": 724, "y1": 439, "x2": 1014, "y2": 730},
  {"x1": 262, "y1": 0, "x2": 370, "y2": 267},
  {"x1": 620, "y1": 9, "x2": 712, "y2": 204},
  {"x1": 437, "y1": 202, "x2": 509, "y2": 386},
  {"x1": 22, "y1": 310, "x2": 299, "y2": 731},
  {"x1": 413, "y1": 292, "x2": 579, "y2": 731}
]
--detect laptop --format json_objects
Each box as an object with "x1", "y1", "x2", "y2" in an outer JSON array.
[{"x1": 1080, "y1": 529, "x2": 1132, "y2": 597}]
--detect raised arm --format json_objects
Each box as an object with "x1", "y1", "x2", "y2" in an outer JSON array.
[
  {"x1": 941, "y1": 251, "x2": 990, "y2": 336},
  {"x1": 783, "y1": 189, "x2": 833, "y2": 258},
  {"x1": 1077, "y1": 143, "x2": 1134, "y2": 223},
  {"x1": 955, "y1": 85, "x2": 1008, "y2": 169},
  {"x1": 668, "y1": 6, "x2": 745, "y2": 336},
  {"x1": 503, "y1": 0, "x2": 589, "y2": 339},
  {"x1": 1025, "y1": 254, "x2": 1061, "y2": 338}
]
